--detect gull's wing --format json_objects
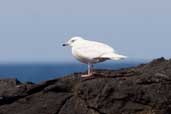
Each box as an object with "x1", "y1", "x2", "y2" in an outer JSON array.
[{"x1": 72, "y1": 41, "x2": 114, "y2": 59}]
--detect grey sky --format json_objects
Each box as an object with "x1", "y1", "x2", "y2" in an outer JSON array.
[
  {"x1": 0, "y1": 0, "x2": 171, "y2": 16},
  {"x1": 0, "y1": 0, "x2": 171, "y2": 63}
]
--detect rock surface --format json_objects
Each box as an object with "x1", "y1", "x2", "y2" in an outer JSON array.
[{"x1": 0, "y1": 57, "x2": 171, "y2": 114}]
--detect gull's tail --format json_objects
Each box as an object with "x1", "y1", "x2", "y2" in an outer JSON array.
[{"x1": 101, "y1": 53, "x2": 127, "y2": 60}]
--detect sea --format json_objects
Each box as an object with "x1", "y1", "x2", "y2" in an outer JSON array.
[{"x1": 0, "y1": 61, "x2": 145, "y2": 83}]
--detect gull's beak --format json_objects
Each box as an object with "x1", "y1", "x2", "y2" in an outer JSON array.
[{"x1": 62, "y1": 43, "x2": 69, "y2": 47}]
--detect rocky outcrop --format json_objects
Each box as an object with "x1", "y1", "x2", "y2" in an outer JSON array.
[{"x1": 0, "y1": 57, "x2": 171, "y2": 114}]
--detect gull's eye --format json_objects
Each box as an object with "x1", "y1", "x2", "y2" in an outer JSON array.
[{"x1": 71, "y1": 40, "x2": 75, "y2": 42}]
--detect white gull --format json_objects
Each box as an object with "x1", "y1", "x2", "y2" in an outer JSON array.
[{"x1": 63, "y1": 36, "x2": 127, "y2": 77}]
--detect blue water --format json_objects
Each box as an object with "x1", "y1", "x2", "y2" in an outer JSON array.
[{"x1": 0, "y1": 61, "x2": 143, "y2": 83}]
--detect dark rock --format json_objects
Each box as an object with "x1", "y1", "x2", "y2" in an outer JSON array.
[
  {"x1": 0, "y1": 78, "x2": 34, "y2": 105},
  {"x1": 0, "y1": 58, "x2": 171, "y2": 114}
]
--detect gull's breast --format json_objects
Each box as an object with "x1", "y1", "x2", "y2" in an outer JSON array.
[{"x1": 72, "y1": 47, "x2": 99, "y2": 64}]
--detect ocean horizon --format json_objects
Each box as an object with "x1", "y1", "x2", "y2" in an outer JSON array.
[{"x1": 0, "y1": 60, "x2": 146, "y2": 83}]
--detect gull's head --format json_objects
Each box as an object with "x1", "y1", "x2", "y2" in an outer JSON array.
[{"x1": 62, "y1": 36, "x2": 84, "y2": 47}]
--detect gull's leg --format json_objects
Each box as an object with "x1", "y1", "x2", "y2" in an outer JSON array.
[
  {"x1": 88, "y1": 63, "x2": 91, "y2": 75},
  {"x1": 90, "y1": 64, "x2": 94, "y2": 74},
  {"x1": 81, "y1": 63, "x2": 93, "y2": 77}
]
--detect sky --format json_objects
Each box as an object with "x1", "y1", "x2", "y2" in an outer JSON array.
[{"x1": 0, "y1": 0, "x2": 171, "y2": 63}]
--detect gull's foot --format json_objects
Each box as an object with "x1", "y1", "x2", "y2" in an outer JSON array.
[{"x1": 81, "y1": 74, "x2": 93, "y2": 78}]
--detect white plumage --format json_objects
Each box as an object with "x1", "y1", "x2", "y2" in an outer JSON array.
[{"x1": 63, "y1": 36, "x2": 127, "y2": 77}]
